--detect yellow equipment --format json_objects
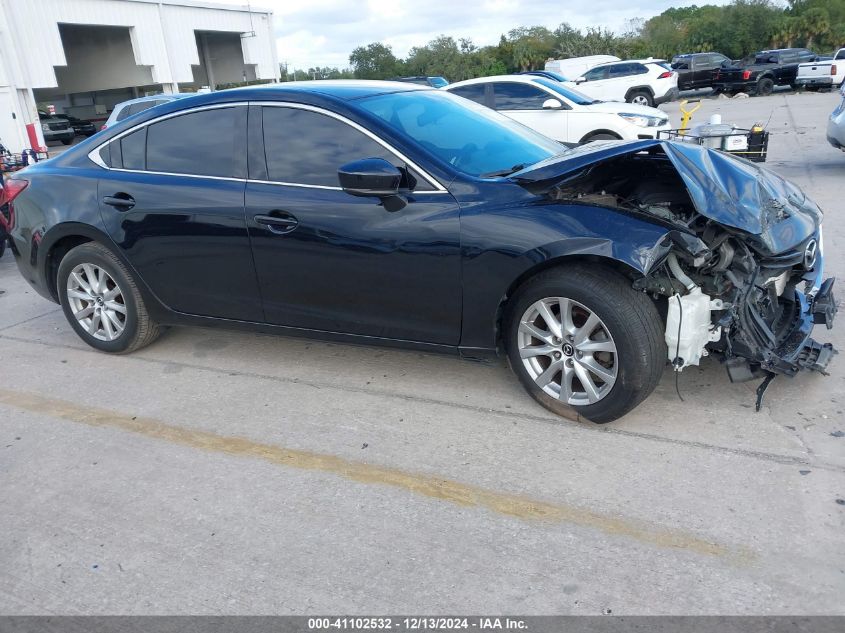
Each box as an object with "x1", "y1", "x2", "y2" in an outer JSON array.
[{"x1": 678, "y1": 99, "x2": 702, "y2": 134}]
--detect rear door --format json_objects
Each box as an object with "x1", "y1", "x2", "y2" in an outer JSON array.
[
  {"x1": 490, "y1": 82, "x2": 569, "y2": 141},
  {"x1": 244, "y1": 104, "x2": 462, "y2": 344},
  {"x1": 96, "y1": 105, "x2": 263, "y2": 322}
]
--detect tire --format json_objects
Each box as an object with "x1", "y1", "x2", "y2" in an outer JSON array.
[
  {"x1": 0, "y1": 237, "x2": 6, "y2": 259},
  {"x1": 755, "y1": 77, "x2": 774, "y2": 96},
  {"x1": 57, "y1": 242, "x2": 162, "y2": 354},
  {"x1": 61, "y1": 139, "x2": 73, "y2": 145},
  {"x1": 504, "y1": 264, "x2": 666, "y2": 423},
  {"x1": 581, "y1": 132, "x2": 620, "y2": 143},
  {"x1": 627, "y1": 90, "x2": 654, "y2": 107}
]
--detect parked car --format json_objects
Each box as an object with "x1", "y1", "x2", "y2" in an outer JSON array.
[
  {"x1": 37, "y1": 114, "x2": 75, "y2": 145},
  {"x1": 446, "y1": 75, "x2": 670, "y2": 143},
  {"x1": 5, "y1": 81, "x2": 836, "y2": 422},
  {"x1": 796, "y1": 48, "x2": 845, "y2": 91},
  {"x1": 39, "y1": 112, "x2": 97, "y2": 137},
  {"x1": 670, "y1": 52, "x2": 731, "y2": 91},
  {"x1": 568, "y1": 59, "x2": 679, "y2": 107},
  {"x1": 827, "y1": 82, "x2": 845, "y2": 150},
  {"x1": 713, "y1": 48, "x2": 819, "y2": 95},
  {"x1": 518, "y1": 70, "x2": 569, "y2": 82},
  {"x1": 102, "y1": 94, "x2": 189, "y2": 130},
  {"x1": 545, "y1": 55, "x2": 620, "y2": 80},
  {"x1": 391, "y1": 76, "x2": 449, "y2": 88}
]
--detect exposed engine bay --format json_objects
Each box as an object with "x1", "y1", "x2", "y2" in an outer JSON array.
[{"x1": 542, "y1": 149, "x2": 838, "y2": 409}]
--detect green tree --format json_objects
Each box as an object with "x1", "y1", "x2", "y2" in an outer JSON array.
[
  {"x1": 349, "y1": 42, "x2": 401, "y2": 79},
  {"x1": 801, "y1": 7, "x2": 832, "y2": 49}
]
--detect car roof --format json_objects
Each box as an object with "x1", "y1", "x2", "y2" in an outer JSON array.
[
  {"x1": 220, "y1": 80, "x2": 432, "y2": 101},
  {"x1": 594, "y1": 58, "x2": 668, "y2": 67},
  {"x1": 447, "y1": 75, "x2": 540, "y2": 88}
]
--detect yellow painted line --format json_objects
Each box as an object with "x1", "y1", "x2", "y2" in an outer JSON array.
[{"x1": 0, "y1": 388, "x2": 747, "y2": 560}]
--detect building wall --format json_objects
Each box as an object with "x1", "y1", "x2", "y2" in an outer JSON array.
[{"x1": 0, "y1": 0, "x2": 279, "y2": 90}]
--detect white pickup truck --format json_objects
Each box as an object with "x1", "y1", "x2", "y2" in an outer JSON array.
[{"x1": 796, "y1": 48, "x2": 845, "y2": 91}]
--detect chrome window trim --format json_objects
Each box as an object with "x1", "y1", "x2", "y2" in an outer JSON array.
[{"x1": 88, "y1": 100, "x2": 449, "y2": 194}]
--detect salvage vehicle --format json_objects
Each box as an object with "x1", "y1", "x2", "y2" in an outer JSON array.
[
  {"x1": 796, "y1": 48, "x2": 845, "y2": 91},
  {"x1": 37, "y1": 113, "x2": 75, "y2": 145},
  {"x1": 446, "y1": 75, "x2": 670, "y2": 143},
  {"x1": 4, "y1": 82, "x2": 836, "y2": 422},
  {"x1": 827, "y1": 82, "x2": 845, "y2": 151},
  {"x1": 713, "y1": 48, "x2": 819, "y2": 95},
  {"x1": 670, "y1": 52, "x2": 731, "y2": 91}
]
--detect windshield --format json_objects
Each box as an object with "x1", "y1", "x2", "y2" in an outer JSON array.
[
  {"x1": 357, "y1": 90, "x2": 562, "y2": 177},
  {"x1": 532, "y1": 77, "x2": 596, "y2": 105}
]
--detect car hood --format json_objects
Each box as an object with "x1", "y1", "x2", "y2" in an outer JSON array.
[
  {"x1": 511, "y1": 139, "x2": 821, "y2": 242},
  {"x1": 583, "y1": 101, "x2": 668, "y2": 118}
]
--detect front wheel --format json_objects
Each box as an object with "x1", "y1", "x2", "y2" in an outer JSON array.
[
  {"x1": 57, "y1": 242, "x2": 162, "y2": 353},
  {"x1": 581, "y1": 132, "x2": 620, "y2": 143},
  {"x1": 505, "y1": 265, "x2": 666, "y2": 423},
  {"x1": 61, "y1": 139, "x2": 73, "y2": 145}
]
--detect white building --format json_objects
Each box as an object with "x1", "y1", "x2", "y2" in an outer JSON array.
[{"x1": 0, "y1": 0, "x2": 279, "y2": 153}]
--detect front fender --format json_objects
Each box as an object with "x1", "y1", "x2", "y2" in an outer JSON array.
[{"x1": 459, "y1": 198, "x2": 676, "y2": 349}]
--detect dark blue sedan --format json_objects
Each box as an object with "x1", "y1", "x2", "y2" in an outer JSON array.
[{"x1": 3, "y1": 81, "x2": 835, "y2": 422}]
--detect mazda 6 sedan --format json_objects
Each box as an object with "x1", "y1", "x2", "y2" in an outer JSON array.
[{"x1": 4, "y1": 81, "x2": 836, "y2": 422}]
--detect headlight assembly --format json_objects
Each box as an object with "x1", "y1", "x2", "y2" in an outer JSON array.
[{"x1": 618, "y1": 113, "x2": 668, "y2": 128}]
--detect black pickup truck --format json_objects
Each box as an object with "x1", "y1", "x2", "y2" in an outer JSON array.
[
  {"x1": 713, "y1": 48, "x2": 820, "y2": 95},
  {"x1": 671, "y1": 52, "x2": 731, "y2": 90}
]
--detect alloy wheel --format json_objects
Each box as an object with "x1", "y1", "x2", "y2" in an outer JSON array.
[
  {"x1": 631, "y1": 95, "x2": 650, "y2": 106},
  {"x1": 517, "y1": 297, "x2": 618, "y2": 405},
  {"x1": 66, "y1": 263, "x2": 127, "y2": 341}
]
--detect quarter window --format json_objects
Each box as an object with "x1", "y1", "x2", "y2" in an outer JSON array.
[
  {"x1": 491, "y1": 83, "x2": 549, "y2": 110},
  {"x1": 261, "y1": 106, "x2": 431, "y2": 190},
  {"x1": 145, "y1": 107, "x2": 240, "y2": 178}
]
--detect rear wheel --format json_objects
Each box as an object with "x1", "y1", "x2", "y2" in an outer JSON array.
[
  {"x1": 627, "y1": 90, "x2": 654, "y2": 107},
  {"x1": 57, "y1": 242, "x2": 162, "y2": 353},
  {"x1": 505, "y1": 265, "x2": 666, "y2": 423},
  {"x1": 756, "y1": 77, "x2": 774, "y2": 96}
]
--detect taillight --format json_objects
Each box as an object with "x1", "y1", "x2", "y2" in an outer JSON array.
[
  {"x1": 0, "y1": 179, "x2": 28, "y2": 206},
  {"x1": 742, "y1": 70, "x2": 752, "y2": 80},
  {"x1": 832, "y1": 65, "x2": 838, "y2": 76},
  {"x1": 0, "y1": 179, "x2": 29, "y2": 231},
  {"x1": 657, "y1": 71, "x2": 672, "y2": 79}
]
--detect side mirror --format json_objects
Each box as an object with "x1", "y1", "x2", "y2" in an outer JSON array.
[
  {"x1": 575, "y1": 77, "x2": 586, "y2": 83},
  {"x1": 542, "y1": 98, "x2": 562, "y2": 110},
  {"x1": 338, "y1": 157, "x2": 407, "y2": 211}
]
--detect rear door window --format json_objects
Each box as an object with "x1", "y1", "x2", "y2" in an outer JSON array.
[
  {"x1": 119, "y1": 128, "x2": 146, "y2": 170},
  {"x1": 449, "y1": 84, "x2": 488, "y2": 106},
  {"x1": 145, "y1": 107, "x2": 243, "y2": 178},
  {"x1": 491, "y1": 83, "x2": 549, "y2": 110}
]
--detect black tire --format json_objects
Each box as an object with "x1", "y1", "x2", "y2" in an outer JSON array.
[
  {"x1": 582, "y1": 132, "x2": 620, "y2": 143},
  {"x1": 60, "y1": 139, "x2": 73, "y2": 145},
  {"x1": 0, "y1": 237, "x2": 6, "y2": 259},
  {"x1": 57, "y1": 242, "x2": 162, "y2": 354},
  {"x1": 756, "y1": 77, "x2": 774, "y2": 96},
  {"x1": 626, "y1": 90, "x2": 654, "y2": 107},
  {"x1": 504, "y1": 264, "x2": 666, "y2": 423}
]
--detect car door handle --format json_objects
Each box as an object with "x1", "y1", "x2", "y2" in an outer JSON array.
[
  {"x1": 102, "y1": 194, "x2": 135, "y2": 210},
  {"x1": 254, "y1": 213, "x2": 299, "y2": 235}
]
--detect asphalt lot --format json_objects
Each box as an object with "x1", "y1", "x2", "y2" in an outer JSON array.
[{"x1": 1, "y1": 90, "x2": 844, "y2": 615}]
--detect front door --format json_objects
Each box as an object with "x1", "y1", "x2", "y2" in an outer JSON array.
[
  {"x1": 96, "y1": 105, "x2": 263, "y2": 321},
  {"x1": 244, "y1": 104, "x2": 462, "y2": 345}
]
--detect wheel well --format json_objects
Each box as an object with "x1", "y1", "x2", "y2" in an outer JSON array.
[
  {"x1": 625, "y1": 86, "x2": 654, "y2": 100},
  {"x1": 46, "y1": 235, "x2": 93, "y2": 301},
  {"x1": 579, "y1": 129, "x2": 623, "y2": 143},
  {"x1": 494, "y1": 255, "x2": 643, "y2": 350}
]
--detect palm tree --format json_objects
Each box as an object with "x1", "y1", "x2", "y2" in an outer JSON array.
[{"x1": 801, "y1": 8, "x2": 831, "y2": 50}]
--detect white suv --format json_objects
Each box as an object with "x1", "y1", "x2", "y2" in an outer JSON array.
[
  {"x1": 568, "y1": 59, "x2": 679, "y2": 107},
  {"x1": 446, "y1": 75, "x2": 670, "y2": 144}
]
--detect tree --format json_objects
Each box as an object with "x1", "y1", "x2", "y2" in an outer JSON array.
[
  {"x1": 349, "y1": 43, "x2": 401, "y2": 79},
  {"x1": 801, "y1": 7, "x2": 831, "y2": 49}
]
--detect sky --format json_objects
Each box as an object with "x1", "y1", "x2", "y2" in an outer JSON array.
[{"x1": 214, "y1": 0, "x2": 731, "y2": 70}]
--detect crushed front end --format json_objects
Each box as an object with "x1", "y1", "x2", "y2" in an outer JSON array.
[{"x1": 512, "y1": 139, "x2": 837, "y2": 406}]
